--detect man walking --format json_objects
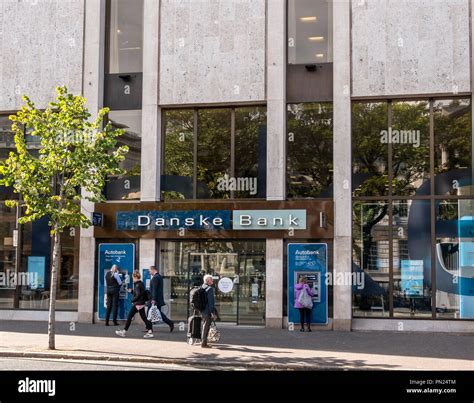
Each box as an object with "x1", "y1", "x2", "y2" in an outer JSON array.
[
  {"x1": 149, "y1": 265, "x2": 174, "y2": 332},
  {"x1": 200, "y1": 274, "x2": 216, "y2": 348},
  {"x1": 105, "y1": 264, "x2": 122, "y2": 326}
]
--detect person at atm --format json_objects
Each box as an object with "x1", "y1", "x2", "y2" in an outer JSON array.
[
  {"x1": 104, "y1": 264, "x2": 122, "y2": 326},
  {"x1": 294, "y1": 277, "x2": 314, "y2": 332}
]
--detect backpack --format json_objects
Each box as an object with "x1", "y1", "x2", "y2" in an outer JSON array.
[{"x1": 190, "y1": 286, "x2": 208, "y2": 312}]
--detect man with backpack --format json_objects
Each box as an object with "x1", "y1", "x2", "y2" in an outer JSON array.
[
  {"x1": 149, "y1": 265, "x2": 174, "y2": 332},
  {"x1": 194, "y1": 274, "x2": 216, "y2": 348}
]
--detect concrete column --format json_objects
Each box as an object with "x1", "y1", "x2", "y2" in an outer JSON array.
[
  {"x1": 332, "y1": 0, "x2": 352, "y2": 331},
  {"x1": 265, "y1": 0, "x2": 286, "y2": 328},
  {"x1": 265, "y1": 239, "x2": 284, "y2": 328},
  {"x1": 139, "y1": 239, "x2": 156, "y2": 274},
  {"x1": 140, "y1": 0, "x2": 162, "y2": 202},
  {"x1": 78, "y1": 0, "x2": 106, "y2": 323},
  {"x1": 266, "y1": 0, "x2": 286, "y2": 200}
]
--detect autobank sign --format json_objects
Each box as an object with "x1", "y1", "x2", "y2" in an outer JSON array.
[{"x1": 116, "y1": 209, "x2": 306, "y2": 231}]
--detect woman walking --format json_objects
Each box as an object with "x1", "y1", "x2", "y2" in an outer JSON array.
[
  {"x1": 116, "y1": 271, "x2": 154, "y2": 338},
  {"x1": 294, "y1": 277, "x2": 314, "y2": 332}
]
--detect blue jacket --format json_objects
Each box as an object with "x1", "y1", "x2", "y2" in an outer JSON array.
[
  {"x1": 150, "y1": 273, "x2": 165, "y2": 307},
  {"x1": 201, "y1": 284, "x2": 215, "y2": 317}
]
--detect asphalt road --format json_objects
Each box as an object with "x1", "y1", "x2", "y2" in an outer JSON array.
[{"x1": 0, "y1": 357, "x2": 208, "y2": 371}]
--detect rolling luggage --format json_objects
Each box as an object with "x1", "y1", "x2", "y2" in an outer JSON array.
[{"x1": 187, "y1": 314, "x2": 202, "y2": 345}]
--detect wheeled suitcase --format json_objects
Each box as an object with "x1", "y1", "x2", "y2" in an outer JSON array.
[{"x1": 187, "y1": 314, "x2": 202, "y2": 345}]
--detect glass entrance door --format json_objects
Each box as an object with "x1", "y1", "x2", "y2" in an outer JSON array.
[{"x1": 159, "y1": 240, "x2": 265, "y2": 325}]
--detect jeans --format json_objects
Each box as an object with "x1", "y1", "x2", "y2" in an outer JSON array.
[
  {"x1": 298, "y1": 307, "x2": 311, "y2": 328},
  {"x1": 105, "y1": 289, "x2": 120, "y2": 324},
  {"x1": 124, "y1": 306, "x2": 152, "y2": 331}
]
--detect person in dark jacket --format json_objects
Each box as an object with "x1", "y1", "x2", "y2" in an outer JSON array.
[
  {"x1": 201, "y1": 274, "x2": 216, "y2": 348},
  {"x1": 149, "y1": 265, "x2": 174, "y2": 332},
  {"x1": 116, "y1": 271, "x2": 154, "y2": 338},
  {"x1": 105, "y1": 264, "x2": 122, "y2": 326}
]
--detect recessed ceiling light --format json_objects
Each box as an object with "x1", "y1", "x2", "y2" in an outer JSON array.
[
  {"x1": 308, "y1": 36, "x2": 324, "y2": 41},
  {"x1": 300, "y1": 16, "x2": 317, "y2": 22}
]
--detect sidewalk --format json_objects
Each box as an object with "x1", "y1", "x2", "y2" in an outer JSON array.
[{"x1": 0, "y1": 320, "x2": 472, "y2": 370}]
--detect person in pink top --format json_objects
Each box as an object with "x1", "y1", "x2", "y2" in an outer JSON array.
[{"x1": 294, "y1": 277, "x2": 314, "y2": 332}]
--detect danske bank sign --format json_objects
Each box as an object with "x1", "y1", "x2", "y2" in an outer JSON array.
[{"x1": 116, "y1": 210, "x2": 306, "y2": 231}]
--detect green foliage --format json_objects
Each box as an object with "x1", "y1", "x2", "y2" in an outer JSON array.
[{"x1": 0, "y1": 86, "x2": 128, "y2": 233}]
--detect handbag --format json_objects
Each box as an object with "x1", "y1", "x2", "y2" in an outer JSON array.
[
  {"x1": 147, "y1": 304, "x2": 163, "y2": 324},
  {"x1": 297, "y1": 287, "x2": 313, "y2": 309},
  {"x1": 208, "y1": 321, "x2": 220, "y2": 343}
]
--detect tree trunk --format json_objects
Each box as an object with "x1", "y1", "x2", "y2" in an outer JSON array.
[{"x1": 48, "y1": 225, "x2": 60, "y2": 350}]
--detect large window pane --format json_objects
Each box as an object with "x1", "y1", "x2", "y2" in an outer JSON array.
[
  {"x1": 436, "y1": 200, "x2": 474, "y2": 319},
  {"x1": 392, "y1": 101, "x2": 430, "y2": 196},
  {"x1": 162, "y1": 110, "x2": 194, "y2": 200},
  {"x1": 107, "y1": 0, "x2": 143, "y2": 74},
  {"x1": 197, "y1": 109, "x2": 231, "y2": 199},
  {"x1": 352, "y1": 102, "x2": 389, "y2": 196},
  {"x1": 287, "y1": 103, "x2": 333, "y2": 198},
  {"x1": 434, "y1": 99, "x2": 472, "y2": 196},
  {"x1": 288, "y1": 0, "x2": 333, "y2": 64},
  {"x1": 392, "y1": 200, "x2": 432, "y2": 317},
  {"x1": 352, "y1": 201, "x2": 390, "y2": 317},
  {"x1": 0, "y1": 203, "x2": 16, "y2": 309},
  {"x1": 105, "y1": 110, "x2": 141, "y2": 200},
  {"x1": 235, "y1": 107, "x2": 267, "y2": 198}
]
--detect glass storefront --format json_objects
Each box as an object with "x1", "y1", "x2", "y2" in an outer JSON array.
[
  {"x1": 159, "y1": 240, "x2": 266, "y2": 325},
  {"x1": 352, "y1": 98, "x2": 473, "y2": 320}
]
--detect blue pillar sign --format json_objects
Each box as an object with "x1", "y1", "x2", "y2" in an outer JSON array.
[
  {"x1": 288, "y1": 243, "x2": 328, "y2": 325},
  {"x1": 98, "y1": 243, "x2": 135, "y2": 320}
]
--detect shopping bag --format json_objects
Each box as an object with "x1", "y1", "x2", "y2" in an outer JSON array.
[{"x1": 147, "y1": 304, "x2": 162, "y2": 324}]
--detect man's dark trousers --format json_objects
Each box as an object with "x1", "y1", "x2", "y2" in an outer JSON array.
[{"x1": 105, "y1": 289, "x2": 120, "y2": 324}]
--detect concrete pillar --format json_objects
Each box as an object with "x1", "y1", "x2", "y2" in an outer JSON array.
[
  {"x1": 139, "y1": 239, "x2": 156, "y2": 274},
  {"x1": 265, "y1": 0, "x2": 286, "y2": 328},
  {"x1": 332, "y1": 0, "x2": 352, "y2": 331},
  {"x1": 140, "y1": 0, "x2": 161, "y2": 202},
  {"x1": 265, "y1": 239, "x2": 284, "y2": 328},
  {"x1": 78, "y1": 0, "x2": 106, "y2": 323}
]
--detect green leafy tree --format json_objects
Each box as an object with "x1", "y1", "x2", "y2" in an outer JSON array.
[{"x1": 0, "y1": 87, "x2": 128, "y2": 350}]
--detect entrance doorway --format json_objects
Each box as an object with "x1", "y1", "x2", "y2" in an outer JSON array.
[{"x1": 159, "y1": 241, "x2": 265, "y2": 325}]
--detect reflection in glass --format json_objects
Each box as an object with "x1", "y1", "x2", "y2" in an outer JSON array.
[
  {"x1": 352, "y1": 102, "x2": 389, "y2": 197},
  {"x1": 288, "y1": 0, "x2": 333, "y2": 64},
  {"x1": 107, "y1": 0, "x2": 144, "y2": 74},
  {"x1": 0, "y1": 203, "x2": 16, "y2": 309},
  {"x1": 392, "y1": 200, "x2": 432, "y2": 317},
  {"x1": 392, "y1": 101, "x2": 430, "y2": 196},
  {"x1": 162, "y1": 110, "x2": 194, "y2": 200},
  {"x1": 352, "y1": 201, "x2": 390, "y2": 317},
  {"x1": 287, "y1": 103, "x2": 333, "y2": 198},
  {"x1": 434, "y1": 99, "x2": 472, "y2": 196},
  {"x1": 197, "y1": 109, "x2": 231, "y2": 199},
  {"x1": 160, "y1": 241, "x2": 266, "y2": 325},
  {"x1": 105, "y1": 110, "x2": 142, "y2": 200},
  {"x1": 235, "y1": 107, "x2": 267, "y2": 198}
]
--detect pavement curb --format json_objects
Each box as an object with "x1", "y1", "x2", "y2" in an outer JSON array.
[{"x1": 0, "y1": 350, "x2": 353, "y2": 371}]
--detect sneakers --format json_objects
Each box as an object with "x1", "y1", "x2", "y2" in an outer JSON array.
[
  {"x1": 143, "y1": 330, "x2": 154, "y2": 338},
  {"x1": 115, "y1": 329, "x2": 127, "y2": 337}
]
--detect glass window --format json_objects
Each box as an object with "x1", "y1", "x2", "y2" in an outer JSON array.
[
  {"x1": 352, "y1": 102, "x2": 389, "y2": 197},
  {"x1": 197, "y1": 109, "x2": 231, "y2": 199},
  {"x1": 162, "y1": 107, "x2": 267, "y2": 200},
  {"x1": 0, "y1": 203, "x2": 16, "y2": 309},
  {"x1": 392, "y1": 200, "x2": 432, "y2": 317},
  {"x1": 288, "y1": 0, "x2": 333, "y2": 64},
  {"x1": 162, "y1": 110, "x2": 194, "y2": 200},
  {"x1": 392, "y1": 101, "x2": 430, "y2": 196},
  {"x1": 105, "y1": 110, "x2": 142, "y2": 200},
  {"x1": 434, "y1": 99, "x2": 472, "y2": 196},
  {"x1": 352, "y1": 201, "x2": 390, "y2": 317},
  {"x1": 107, "y1": 0, "x2": 144, "y2": 74},
  {"x1": 287, "y1": 103, "x2": 333, "y2": 198}
]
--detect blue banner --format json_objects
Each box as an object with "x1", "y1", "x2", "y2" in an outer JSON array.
[
  {"x1": 97, "y1": 243, "x2": 135, "y2": 320},
  {"x1": 288, "y1": 243, "x2": 328, "y2": 325},
  {"x1": 117, "y1": 210, "x2": 231, "y2": 231},
  {"x1": 401, "y1": 260, "x2": 424, "y2": 297}
]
